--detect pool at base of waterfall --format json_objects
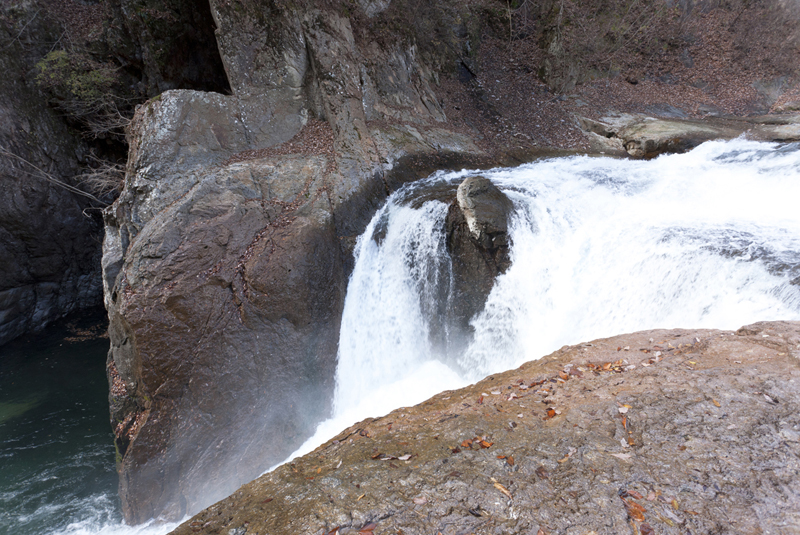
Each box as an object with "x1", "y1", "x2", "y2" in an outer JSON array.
[{"x1": 0, "y1": 311, "x2": 183, "y2": 535}]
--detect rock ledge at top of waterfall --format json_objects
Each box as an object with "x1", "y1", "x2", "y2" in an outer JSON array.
[
  {"x1": 170, "y1": 320, "x2": 800, "y2": 535},
  {"x1": 578, "y1": 112, "x2": 800, "y2": 158}
]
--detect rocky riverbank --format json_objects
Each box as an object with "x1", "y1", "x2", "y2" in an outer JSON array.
[{"x1": 171, "y1": 321, "x2": 800, "y2": 535}]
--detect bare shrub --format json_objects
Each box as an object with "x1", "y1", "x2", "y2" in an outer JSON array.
[
  {"x1": 75, "y1": 154, "x2": 125, "y2": 197},
  {"x1": 35, "y1": 48, "x2": 132, "y2": 139}
]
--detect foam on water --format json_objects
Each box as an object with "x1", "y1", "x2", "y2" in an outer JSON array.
[{"x1": 282, "y1": 138, "x2": 800, "y2": 467}]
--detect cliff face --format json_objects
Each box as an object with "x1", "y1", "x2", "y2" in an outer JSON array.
[
  {"x1": 102, "y1": 1, "x2": 485, "y2": 523},
  {"x1": 0, "y1": 1, "x2": 103, "y2": 346},
  {"x1": 100, "y1": 0, "x2": 800, "y2": 524},
  {"x1": 0, "y1": 0, "x2": 234, "y2": 347},
  {"x1": 84, "y1": 0, "x2": 797, "y2": 523}
]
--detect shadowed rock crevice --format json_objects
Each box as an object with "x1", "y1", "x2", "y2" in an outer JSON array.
[{"x1": 106, "y1": 0, "x2": 231, "y2": 96}]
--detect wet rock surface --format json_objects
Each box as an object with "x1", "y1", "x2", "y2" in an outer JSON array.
[
  {"x1": 171, "y1": 321, "x2": 800, "y2": 535},
  {"x1": 443, "y1": 177, "x2": 513, "y2": 352},
  {"x1": 102, "y1": 3, "x2": 483, "y2": 521}
]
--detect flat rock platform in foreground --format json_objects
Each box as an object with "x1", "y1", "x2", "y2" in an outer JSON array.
[{"x1": 172, "y1": 321, "x2": 800, "y2": 535}]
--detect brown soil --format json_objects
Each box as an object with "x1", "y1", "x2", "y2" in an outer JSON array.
[{"x1": 223, "y1": 119, "x2": 336, "y2": 166}]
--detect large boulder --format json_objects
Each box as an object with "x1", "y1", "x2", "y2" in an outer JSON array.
[
  {"x1": 577, "y1": 112, "x2": 800, "y2": 159},
  {"x1": 104, "y1": 101, "x2": 345, "y2": 521},
  {"x1": 103, "y1": 1, "x2": 483, "y2": 522},
  {"x1": 443, "y1": 176, "x2": 513, "y2": 354},
  {"x1": 0, "y1": 1, "x2": 103, "y2": 347},
  {"x1": 171, "y1": 321, "x2": 800, "y2": 535}
]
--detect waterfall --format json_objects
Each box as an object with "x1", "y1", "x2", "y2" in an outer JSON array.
[
  {"x1": 287, "y1": 138, "x2": 800, "y2": 462},
  {"x1": 45, "y1": 138, "x2": 800, "y2": 534}
]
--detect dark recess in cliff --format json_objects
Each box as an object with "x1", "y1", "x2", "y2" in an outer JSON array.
[{"x1": 0, "y1": 0, "x2": 233, "y2": 347}]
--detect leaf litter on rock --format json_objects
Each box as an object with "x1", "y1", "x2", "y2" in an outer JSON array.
[{"x1": 490, "y1": 477, "x2": 513, "y2": 499}]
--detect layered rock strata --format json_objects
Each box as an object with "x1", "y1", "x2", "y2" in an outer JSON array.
[{"x1": 171, "y1": 321, "x2": 800, "y2": 535}]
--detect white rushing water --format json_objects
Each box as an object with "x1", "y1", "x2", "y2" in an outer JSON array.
[
  {"x1": 45, "y1": 139, "x2": 800, "y2": 535},
  {"x1": 285, "y1": 138, "x2": 800, "y2": 463}
]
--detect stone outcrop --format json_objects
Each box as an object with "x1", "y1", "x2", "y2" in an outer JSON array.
[
  {"x1": 578, "y1": 113, "x2": 800, "y2": 158},
  {"x1": 103, "y1": 2, "x2": 484, "y2": 523},
  {"x1": 443, "y1": 176, "x2": 514, "y2": 353},
  {"x1": 100, "y1": 0, "x2": 800, "y2": 524},
  {"x1": 0, "y1": 1, "x2": 103, "y2": 347},
  {"x1": 105, "y1": 94, "x2": 346, "y2": 521},
  {"x1": 171, "y1": 321, "x2": 800, "y2": 535}
]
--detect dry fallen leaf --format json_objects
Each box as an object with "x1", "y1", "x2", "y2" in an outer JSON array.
[
  {"x1": 627, "y1": 490, "x2": 643, "y2": 500},
  {"x1": 623, "y1": 498, "x2": 646, "y2": 521},
  {"x1": 461, "y1": 439, "x2": 473, "y2": 448},
  {"x1": 491, "y1": 479, "x2": 513, "y2": 499},
  {"x1": 535, "y1": 466, "x2": 549, "y2": 479},
  {"x1": 358, "y1": 522, "x2": 377, "y2": 534},
  {"x1": 639, "y1": 522, "x2": 655, "y2": 535},
  {"x1": 712, "y1": 399, "x2": 721, "y2": 407},
  {"x1": 397, "y1": 454, "x2": 412, "y2": 461},
  {"x1": 479, "y1": 440, "x2": 493, "y2": 449},
  {"x1": 507, "y1": 456, "x2": 515, "y2": 466},
  {"x1": 557, "y1": 447, "x2": 576, "y2": 463}
]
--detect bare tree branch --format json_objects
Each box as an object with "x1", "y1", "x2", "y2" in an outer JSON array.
[{"x1": 0, "y1": 146, "x2": 106, "y2": 205}]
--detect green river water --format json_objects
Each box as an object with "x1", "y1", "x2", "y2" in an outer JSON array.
[{"x1": 0, "y1": 310, "x2": 119, "y2": 535}]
